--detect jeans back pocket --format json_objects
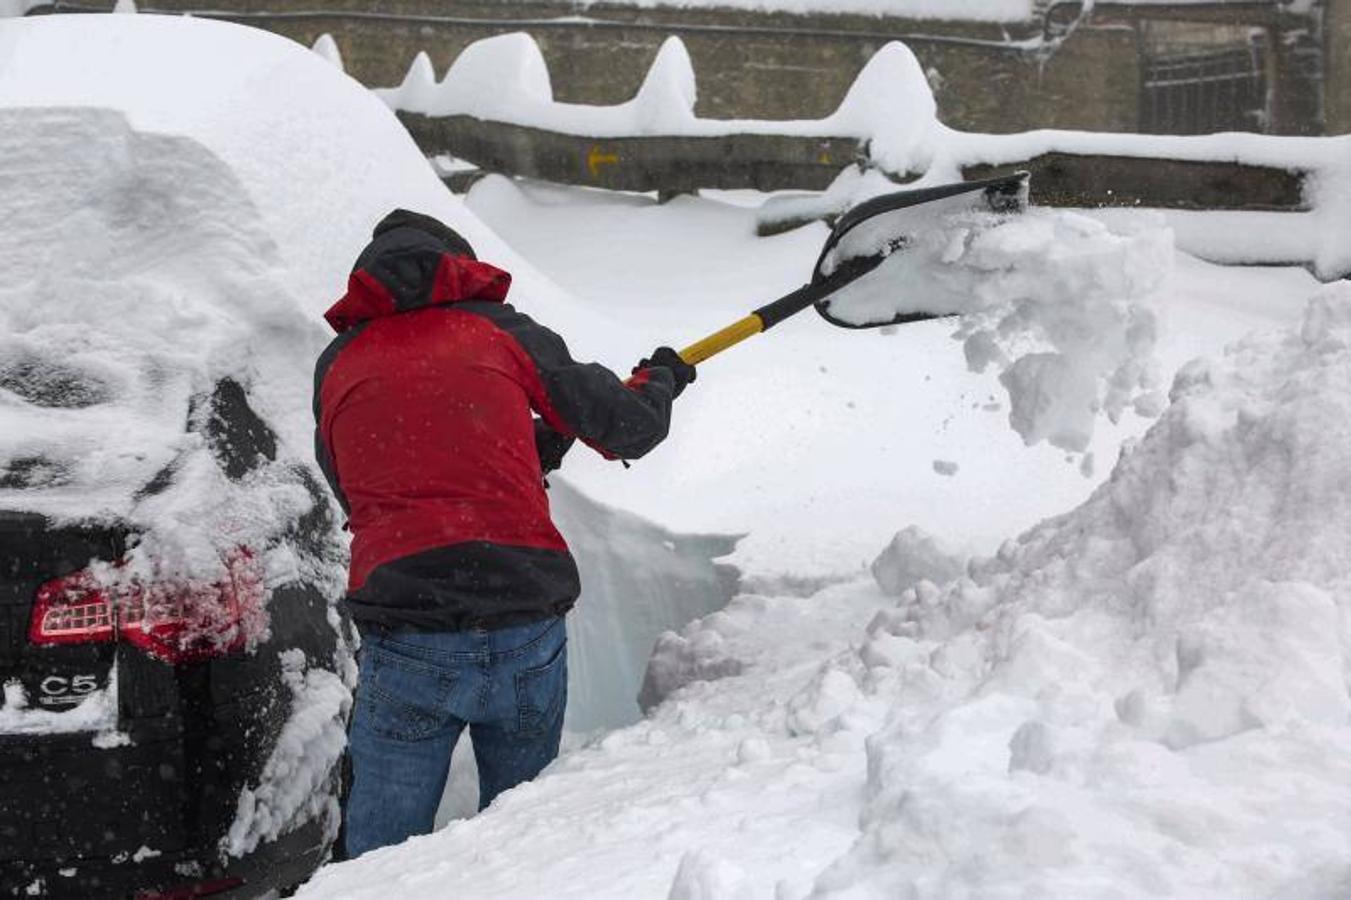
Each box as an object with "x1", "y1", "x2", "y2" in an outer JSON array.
[
  {"x1": 358, "y1": 642, "x2": 456, "y2": 742},
  {"x1": 514, "y1": 633, "x2": 567, "y2": 738}
]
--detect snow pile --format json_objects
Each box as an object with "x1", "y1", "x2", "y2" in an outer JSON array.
[
  {"x1": 226, "y1": 649, "x2": 351, "y2": 857},
  {"x1": 391, "y1": 50, "x2": 441, "y2": 113},
  {"x1": 805, "y1": 282, "x2": 1351, "y2": 896},
  {"x1": 824, "y1": 43, "x2": 938, "y2": 175},
  {"x1": 0, "y1": 15, "x2": 552, "y2": 313},
  {"x1": 311, "y1": 33, "x2": 345, "y2": 71},
  {"x1": 869, "y1": 525, "x2": 966, "y2": 596},
  {"x1": 667, "y1": 850, "x2": 755, "y2": 900},
  {"x1": 300, "y1": 582, "x2": 891, "y2": 899},
  {"x1": 630, "y1": 38, "x2": 699, "y2": 134},
  {"x1": 384, "y1": 33, "x2": 701, "y2": 140},
  {"x1": 639, "y1": 610, "x2": 747, "y2": 713},
  {"x1": 826, "y1": 205, "x2": 1172, "y2": 451}
]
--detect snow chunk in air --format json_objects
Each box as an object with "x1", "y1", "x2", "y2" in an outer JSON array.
[{"x1": 825, "y1": 206, "x2": 1172, "y2": 452}]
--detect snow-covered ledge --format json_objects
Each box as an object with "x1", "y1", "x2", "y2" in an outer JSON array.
[{"x1": 361, "y1": 32, "x2": 1351, "y2": 279}]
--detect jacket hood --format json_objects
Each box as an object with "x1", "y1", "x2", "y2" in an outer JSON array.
[{"x1": 324, "y1": 211, "x2": 511, "y2": 333}]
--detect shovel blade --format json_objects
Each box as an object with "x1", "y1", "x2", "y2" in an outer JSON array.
[{"x1": 813, "y1": 171, "x2": 1029, "y2": 329}]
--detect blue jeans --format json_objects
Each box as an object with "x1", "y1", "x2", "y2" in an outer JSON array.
[{"x1": 343, "y1": 615, "x2": 568, "y2": 858}]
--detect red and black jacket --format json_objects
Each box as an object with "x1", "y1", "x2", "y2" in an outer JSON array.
[{"x1": 313, "y1": 213, "x2": 677, "y2": 631}]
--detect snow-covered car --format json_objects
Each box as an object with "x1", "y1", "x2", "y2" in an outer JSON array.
[
  {"x1": 0, "y1": 21, "x2": 369, "y2": 899},
  {"x1": 0, "y1": 378, "x2": 350, "y2": 899}
]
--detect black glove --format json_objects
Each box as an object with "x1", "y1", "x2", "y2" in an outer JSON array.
[
  {"x1": 534, "y1": 419, "x2": 575, "y2": 478},
  {"x1": 634, "y1": 346, "x2": 696, "y2": 398}
]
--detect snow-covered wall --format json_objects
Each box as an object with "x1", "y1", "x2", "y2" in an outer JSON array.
[
  {"x1": 140, "y1": 0, "x2": 1156, "y2": 133},
  {"x1": 552, "y1": 481, "x2": 738, "y2": 731},
  {"x1": 383, "y1": 31, "x2": 1350, "y2": 277},
  {"x1": 383, "y1": 30, "x2": 1345, "y2": 172}
]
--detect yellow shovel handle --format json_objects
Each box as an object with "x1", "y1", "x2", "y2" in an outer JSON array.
[{"x1": 677, "y1": 314, "x2": 765, "y2": 366}]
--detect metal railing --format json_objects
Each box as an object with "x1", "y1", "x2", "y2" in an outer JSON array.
[{"x1": 1141, "y1": 39, "x2": 1269, "y2": 134}]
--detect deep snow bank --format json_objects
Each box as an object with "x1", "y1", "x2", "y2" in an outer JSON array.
[
  {"x1": 0, "y1": 15, "x2": 734, "y2": 736},
  {"x1": 551, "y1": 480, "x2": 739, "y2": 731},
  {"x1": 804, "y1": 281, "x2": 1351, "y2": 896}
]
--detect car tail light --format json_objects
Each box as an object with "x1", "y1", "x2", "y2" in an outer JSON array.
[
  {"x1": 29, "y1": 549, "x2": 264, "y2": 664},
  {"x1": 134, "y1": 877, "x2": 245, "y2": 899}
]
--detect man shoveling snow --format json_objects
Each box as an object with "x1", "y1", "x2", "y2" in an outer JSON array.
[
  {"x1": 311, "y1": 176, "x2": 1174, "y2": 859},
  {"x1": 312, "y1": 210, "x2": 696, "y2": 857}
]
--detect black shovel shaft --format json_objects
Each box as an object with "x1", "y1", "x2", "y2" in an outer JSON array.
[
  {"x1": 676, "y1": 171, "x2": 1029, "y2": 366},
  {"x1": 753, "y1": 248, "x2": 896, "y2": 329},
  {"x1": 678, "y1": 249, "x2": 918, "y2": 365},
  {"x1": 752, "y1": 281, "x2": 829, "y2": 330}
]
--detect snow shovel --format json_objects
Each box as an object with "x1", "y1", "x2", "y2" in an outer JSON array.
[{"x1": 675, "y1": 171, "x2": 1030, "y2": 365}]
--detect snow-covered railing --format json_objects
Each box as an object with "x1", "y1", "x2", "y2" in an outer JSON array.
[{"x1": 357, "y1": 32, "x2": 1349, "y2": 278}]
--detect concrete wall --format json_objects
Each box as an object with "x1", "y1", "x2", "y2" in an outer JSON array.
[
  {"x1": 401, "y1": 108, "x2": 1312, "y2": 210},
  {"x1": 402, "y1": 112, "x2": 864, "y2": 191},
  {"x1": 49, "y1": 1, "x2": 1326, "y2": 132},
  {"x1": 139, "y1": 0, "x2": 1143, "y2": 133},
  {"x1": 1329, "y1": 0, "x2": 1351, "y2": 133}
]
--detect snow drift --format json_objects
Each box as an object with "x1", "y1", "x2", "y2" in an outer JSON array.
[{"x1": 806, "y1": 281, "x2": 1351, "y2": 896}]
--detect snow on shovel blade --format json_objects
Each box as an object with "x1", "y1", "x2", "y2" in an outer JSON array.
[{"x1": 813, "y1": 172, "x2": 1030, "y2": 329}]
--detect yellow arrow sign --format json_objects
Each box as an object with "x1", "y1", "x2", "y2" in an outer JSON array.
[{"x1": 587, "y1": 145, "x2": 619, "y2": 179}]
